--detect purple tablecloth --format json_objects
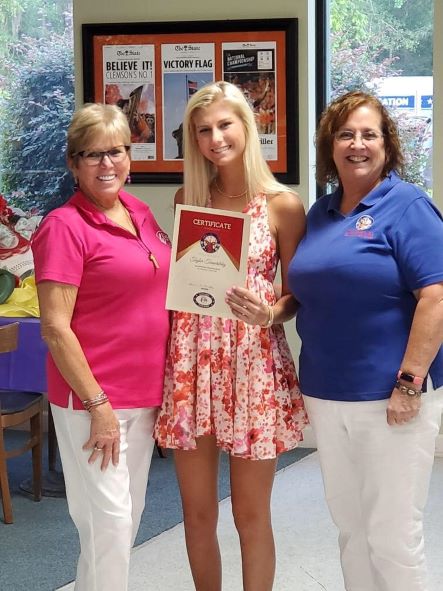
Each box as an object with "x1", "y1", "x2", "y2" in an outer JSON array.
[{"x1": 0, "y1": 317, "x2": 47, "y2": 392}]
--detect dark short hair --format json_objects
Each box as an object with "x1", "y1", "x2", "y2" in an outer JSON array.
[{"x1": 316, "y1": 91, "x2": 404, "y2": 186}]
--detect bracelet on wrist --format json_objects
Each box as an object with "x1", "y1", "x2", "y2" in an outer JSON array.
[
  {"x1": 261, "y1": 305, "x2": 274, "y2": 329},
  {"x1": 394, "y1": 380, "x2": 422, "y2": 398},
  {"x1": 82, "y1": 390, "x2": 109, "y2": 412}
]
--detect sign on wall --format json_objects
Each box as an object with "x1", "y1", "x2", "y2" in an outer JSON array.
[{"x1": 82, "y1": 18, "x2": 299, "y2": 184}]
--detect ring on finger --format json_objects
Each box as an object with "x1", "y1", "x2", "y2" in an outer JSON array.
[{"x1": 94, "y1": 446, "x2": 104, "y2": 451}]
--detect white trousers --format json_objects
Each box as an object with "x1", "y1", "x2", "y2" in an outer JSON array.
[
  {"x1": 51, "y1": 401, "x2": 157, "y2": 591},
  {"x1": 304, "y1": 390, "x2": 443, "y2": 591}
]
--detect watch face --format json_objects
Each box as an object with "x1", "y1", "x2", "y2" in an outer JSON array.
[{"x1": 400, "y1": 372, "x2": 414, "y2": 383}]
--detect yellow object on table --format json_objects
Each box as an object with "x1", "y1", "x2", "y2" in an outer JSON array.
[{"x1": 0, "y1": 275, "x2": 40, "y2": 317}]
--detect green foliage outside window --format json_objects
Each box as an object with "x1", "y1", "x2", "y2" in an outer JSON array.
[
  {"x1": 0, "y1": 1, "x2": 74, "y2": 214},
  {"x1": 329, "y1": 0, "x2": 434, "y2": 191},
  {"x1": 330, "y1": 0, "x2": 433, "y2": 76}
]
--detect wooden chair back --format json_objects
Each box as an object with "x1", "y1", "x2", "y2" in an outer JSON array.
[
  {"x1": 0, "y1": 322, "x2": 19, "y2": 354},
  {"x1": 0, "y1": 321, "x2": 43, "y2": 523}
]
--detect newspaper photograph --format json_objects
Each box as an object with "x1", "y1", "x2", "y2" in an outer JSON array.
[
  {"x1": 103, "y1": 44, "x2": 156, "y2": 161},
  {"x1": 162, "y1": 43, "x2": 215, "y2": 160},
  {"x1": 222, "y1": 42, "x2": 277, "y2": 160}
]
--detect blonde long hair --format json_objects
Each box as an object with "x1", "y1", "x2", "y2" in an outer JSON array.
[{"x1": 182, "y1": 81, "x2": 293, "y2": 206}]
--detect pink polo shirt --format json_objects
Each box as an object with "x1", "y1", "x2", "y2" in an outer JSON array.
[{"x1": 32, "y1": 190, "x2": 171, "y2": 410}]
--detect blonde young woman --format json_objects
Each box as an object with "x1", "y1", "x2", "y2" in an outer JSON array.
[{"x1": 155, "y1": 81, "x2": 308, "y2": 591}]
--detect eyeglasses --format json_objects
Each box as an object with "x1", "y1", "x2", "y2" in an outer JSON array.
[
  {"x1": 334, "y1": 130, "x2": 384, "y2": 143},
  {"x1": 74, "y1": 145, "x2": 130, "y2": 166}
]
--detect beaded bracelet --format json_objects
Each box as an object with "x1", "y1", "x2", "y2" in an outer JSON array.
[
  {"x1": 261, "y1": 305, "x2": 274, "y2": 329},
  {"x1": 394, "y1": 381, "x2": 422, "y2": 398},
  {"x1": 82, "y1": 390, "x2": 109, "y2": 412}
]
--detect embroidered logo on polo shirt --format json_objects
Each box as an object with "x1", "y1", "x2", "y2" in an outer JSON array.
[
  {"x1": 355, "y1": 215, "x2": 374, "y2": 230},
  {"x1": 344, "y1": 215, "x2": 375, "y2": 239},
  {"x1": 156, "y1": 230, "x2": 171, "y2": 245},
  {"x1": 344, "y1": 229, "x2": 374, "y2": 238}
]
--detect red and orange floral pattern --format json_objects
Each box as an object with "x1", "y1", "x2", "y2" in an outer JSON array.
[{"x1": 154, "y1": 195, "x2": 307, "y2": 459}]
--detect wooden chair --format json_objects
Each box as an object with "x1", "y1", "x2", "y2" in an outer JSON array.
[{"x1": 0, "y1": 322, "x2": 43, "y2": 523}]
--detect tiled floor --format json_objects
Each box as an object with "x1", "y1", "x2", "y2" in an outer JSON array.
[{"x1": 58, "y1": 451, "x2": 443, "y2": 591}]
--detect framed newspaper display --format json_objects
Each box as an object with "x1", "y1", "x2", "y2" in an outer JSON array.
[{"x1": 82, "y1": 18, "x2": 298, "y2": 184}]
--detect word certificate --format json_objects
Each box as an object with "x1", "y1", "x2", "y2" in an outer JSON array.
[{"x1": 166, "y1": 204, "x2": 251, "y2": 318}]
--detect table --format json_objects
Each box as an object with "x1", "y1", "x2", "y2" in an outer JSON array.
[
  {"x1": 0, "y1": 317, "x2": 65, "y2": 496},
  {"x1": 0, "y1": 317, "x2": 47, "y2": 392}
]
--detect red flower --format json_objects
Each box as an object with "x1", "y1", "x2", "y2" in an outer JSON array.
[
  {"x1": 175, "y1": 370, "x2": 193, "y2": 384},
  {"x1": 275, "y1": 439, "x2": 287, "y2": 454},
  {"x1": 198, "y1": 349, "x2": 211, "y2": 366},
  {"x1": 247, "y1": 428, "x2": 263, "y2": 443},
  {"x1": 173, "y1": 385, "x2": 192, "y2": 403},
  {"x1": 0, "y1": 194, "x2": 13, "y2": 224}
]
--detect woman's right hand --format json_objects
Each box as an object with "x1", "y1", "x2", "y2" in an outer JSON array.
[
  {"x1": 386, "y1": 387, "x2": 421, "y2": 426},
  {"x1": 82, "y1": 403, "x2": 121, "y2": 470}
]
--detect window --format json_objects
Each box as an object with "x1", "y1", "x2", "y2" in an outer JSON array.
[
  {"x1": 316, "y1": 0, "x2": 434, "y2": 194},
  {"x1": 0, "y1": 1, "x2": 74, "y2": 214}
]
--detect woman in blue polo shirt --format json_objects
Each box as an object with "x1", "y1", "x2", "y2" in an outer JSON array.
[{"x1": 289, "y1": 91, "x2": 443, "y2": 591}]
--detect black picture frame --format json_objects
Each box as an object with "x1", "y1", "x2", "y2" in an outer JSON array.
[{"x1": 82, "y1": 18, "x2": 299, "y2": 184}]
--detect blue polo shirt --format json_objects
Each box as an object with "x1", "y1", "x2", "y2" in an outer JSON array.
[{"x1": 288, "y1": 172, "x2": 443, "y2": 401}]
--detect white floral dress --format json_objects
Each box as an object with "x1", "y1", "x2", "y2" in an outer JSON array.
[{"x1": 154, "y1": 195, "x2": 307, "y2": 459}]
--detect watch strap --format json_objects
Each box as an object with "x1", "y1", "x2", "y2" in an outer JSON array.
[{"x1": 397, "y1": 370, "x2": 424, "y2": 386}]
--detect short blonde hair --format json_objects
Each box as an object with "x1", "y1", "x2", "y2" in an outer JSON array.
[
  {"x1": 67, "y1": 103, "x2": 130, "y2": 159},
  {"x1": 182, "y1": 81, "x2": 292, "y2": 206}
]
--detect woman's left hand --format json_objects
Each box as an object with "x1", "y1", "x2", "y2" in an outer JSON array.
[
  {"x1": 386, "y1": 388, "x2": 421, "y2": 426},
  {"x1": 83, "y1": 403, "x2": 121, "y2": 470},
  {"x1": 225, "y1": 286, "x2": 269, "y2": 326}
]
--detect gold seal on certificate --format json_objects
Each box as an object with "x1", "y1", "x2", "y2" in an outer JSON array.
[{"x1": 166, "y1": 204, "x2": 251, "y2": 318}]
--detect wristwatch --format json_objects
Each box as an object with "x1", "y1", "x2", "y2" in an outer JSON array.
[{"x1": 397, "y1": 370, "x2": 424, "y2": 386}]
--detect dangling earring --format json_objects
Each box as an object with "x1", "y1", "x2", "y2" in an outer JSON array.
[
  {"x1": 126, "y1": 173, "x2": 132, "y2": 185},
  {"x1": 73, "y1": 177, "x2": 79, "y2": 191}
]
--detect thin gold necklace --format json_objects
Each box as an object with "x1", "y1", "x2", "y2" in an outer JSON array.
[{"x1": 214, "y1": 178, "x2": 247, "y2": 199}]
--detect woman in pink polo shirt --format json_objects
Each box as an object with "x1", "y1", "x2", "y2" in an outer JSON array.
[{"x1": 32, "y1": 103, "x2": 170, "y2": 591}]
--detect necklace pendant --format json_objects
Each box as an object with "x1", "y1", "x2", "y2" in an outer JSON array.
[{"x1": 149, "y1": 253, "x2": 160, "y2": 269}]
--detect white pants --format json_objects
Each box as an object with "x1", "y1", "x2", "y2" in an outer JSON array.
[
  {"x1": 51, "y1": 401, "x2": 157, "y2": 591},
  {"x1": 304, "y1": 390, "x2": 443, "y2": 591}
]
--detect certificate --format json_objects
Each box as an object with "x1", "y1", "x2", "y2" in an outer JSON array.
[{"x1": 166, "y1": 204, "x2": 251, "y2": 318}]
